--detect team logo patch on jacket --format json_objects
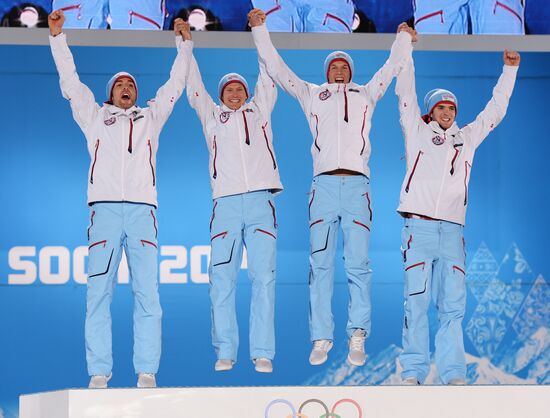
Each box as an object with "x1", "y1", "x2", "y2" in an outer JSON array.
[
  {"x1": 104, "y1": 116, "x2": 116, "y2": 126},
  {"x1": 220, "y1": 112, "x2": 231, "y2": 124},
  {"x1": 432, "y1": 135, "x2": 445, "y2": 145},
  {"x1": 319, "y1": 89, "x2": 331, "y2": 101}
]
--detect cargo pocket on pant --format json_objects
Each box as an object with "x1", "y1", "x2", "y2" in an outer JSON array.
[
  {"x1": 405, "y1": 261, "x2": 428, "y2": 296},
  {"x1": 310, "y1": 222, "x2": 330, "y2": 255},
  {"x1": 88, "y1": 240, "x2": 114, "y2": 279},
  {"x1": 210, "y1": 232, "x2": 236, "y2": 267}
]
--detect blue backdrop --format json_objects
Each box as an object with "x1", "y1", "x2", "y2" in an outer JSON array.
[{"x1": 0, "y1": 40, "x2": 549, "y2": 418}]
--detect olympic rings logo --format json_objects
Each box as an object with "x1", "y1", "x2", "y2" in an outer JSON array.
[{"x1": 265, "y1": 398, "x2": 362, "y2": 418}]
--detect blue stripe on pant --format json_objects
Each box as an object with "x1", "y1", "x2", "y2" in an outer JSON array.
[
  {"x1": 308, "y1": 174, "x2": 372, "y2": 341},
  {"x1": 399, "y1": 218, "x2": 467, "y2": 384},
  {"x1": 209, "y1": 190, "x2": 277, "y2": 361},
  {"x1": 86, "y1": 202, "x2": 162, "y2": 376}
]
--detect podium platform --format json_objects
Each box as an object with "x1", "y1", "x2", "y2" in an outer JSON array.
[{"x1": 20, "y1": 385, "x2": 550, "y2": 418}]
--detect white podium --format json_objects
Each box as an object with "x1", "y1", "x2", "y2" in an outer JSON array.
[{"x1": 20, "y1": 385, "x2": 550, "y2": 418}]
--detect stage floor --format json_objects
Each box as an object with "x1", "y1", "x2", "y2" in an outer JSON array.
[{"x1": 20, "y1": 384, "x2": 550, "y2": 418}]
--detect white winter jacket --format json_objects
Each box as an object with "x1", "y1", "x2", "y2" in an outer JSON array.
[
  {"x1": 50, "y1": 33, "x2": 192, "y2": 207},
  {"x1": 186, "y1": 55, "x2": 283, "y2": 199},
  {"x1": 395, "y1": 56, "x2": 518, "y2": 225},
  {"x1": 252, "y1": 24, "x2": 412, "y2": 178}
]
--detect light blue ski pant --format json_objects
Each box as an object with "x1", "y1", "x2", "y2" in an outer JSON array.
[
  {"x1": 399, "y1": 218, "x2": 467, "y2": 384},
  {"x1": 414, "y1": 0, "x2": 524, "y2": 34},
  {"x1": 86, "y1": 202, "x2": 162, "y2": 376},
  {"x1": 308, "y1": 174, "x2": 373, "y2": 341},
  {"x1": 252, "y1": 0, "x2": 355, "y2": 32},
  {"x1": 52, "y1": 0, "x2": 165, "y2": 29},
  {"x1": 209, "y1": 190, "x2": 277, "y2": 361}
]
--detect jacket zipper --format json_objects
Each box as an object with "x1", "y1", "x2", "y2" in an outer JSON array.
[
  {"x1": 464, "y1": 161, "x2": 471, "y2": 205},
  {"x1": 147, "y1": 139, "x2": 156, "y2": 186},
  {"x1": 90, "y1": 139, "x2": 100, "y2": 184},
  {"x1": 242, "y1": 112, "x2": 250, "y2": 145},
  {"x1": 360, "y1": 106, "x2": 368, "y2": 155},
  {"x1": 450, "y1": 146, "x2": 460, "y2": 175},
  {"x1": 129, "y1": 10, "x2": 161, "y2": 29},
  {"x1": 337, "y1": 85, "x2": 341, "y2": 167},
  {"x1": 311, "y1": 113, "x2": 320, "y2": 151},
  {"x1": 212, "y1": 135, "x2": 218, "y2": 179},
  {"x1": 405, "y1": 150, "x2": 423, "y2": 193},
  {"x1": 494, "y1": 1, "x2": 522, "y2": 23},
  {"x1": 343, "y1": 85, "x2": 349, "y2": 123},
  {"x1": 262, "y1": 122, "x2": 277, "y2": 169},
  {"x1": 415, "y1": 9, "x2": 444, "y2": 26},
  {"x1": 237, "y1": 113, "x2": 250, "y2": 190},
  {"x1": 128, "y1": 119, "x2": 133, "y2": 153}
]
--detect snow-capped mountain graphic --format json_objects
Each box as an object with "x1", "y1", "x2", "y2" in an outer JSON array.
[
  {"x1": 306, "y1": 242, "x2": 548, "y2": 386},
  {"x1": 494, "y1": 326, "x2": 550, "y2": 384},
  {"x1": 304, "y1": 343, "x2": 532, "y2": 385}
]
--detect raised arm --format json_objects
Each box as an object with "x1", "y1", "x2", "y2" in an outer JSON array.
[
  {"x1": 249, "y1": 9, "x2": 313, "y2": 112},
  {"x1": 395, "y1": 37, "x2": 422, "y2": 142},
  {"x1": 463, "y1": 50, "x2": 520, "y2": 148},
  {"x1": 148, "y1": 19, "x2": 194, "y2": 126},
  {"x1": 364, "y1": 23, "x2": 415, "y2": 105},
  {"x1": 48, "y1": 9, "x2": 98, "y2": 131},
  {"x1": 251, "y1": 59, "x2": 278, "y2": 116},
  {"x1": 185, "y1": 51, "x2": 217, "y2": 127}
]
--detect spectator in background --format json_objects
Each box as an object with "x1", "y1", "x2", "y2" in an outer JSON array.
[
  {"x1": 252, "y1": 0, "x2": 355, "y2": 32},
  {"x1": 413, "y1": 0, "x2": 524, "y2": 34},
  {"x1": 51, "y1": 0, "x2": 165, "y2": 29}
]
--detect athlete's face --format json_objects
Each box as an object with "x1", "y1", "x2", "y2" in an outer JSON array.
[
  {"x1": 222, "y1": 82, "x2": 247, "y2": 110},
  {"x1": 328, "y1": 61, "x2": 351, "y2": 84},
  {"x1": 112, "y1": 77, "x2": 137, "y2": 109},
  {"x1": 431, "y1": 103, "x2": 456, "y2": 130}
]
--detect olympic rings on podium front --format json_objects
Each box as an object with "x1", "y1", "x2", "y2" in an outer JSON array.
[{"x1": 264, "y1": 397, "x2": 362, "y2": 418}]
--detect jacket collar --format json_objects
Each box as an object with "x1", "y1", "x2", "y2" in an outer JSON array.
[
  {"x1": 219, "y1": 102, "x2": 250, "y2": 113},
  {"x1": 429, "y1": 120, "x2": 459, "y2": 136},
  {"x1": 320, "y1": 81, "x2": 359, "y2": 91},
  {"x1": 105, "y1": 104, "x2": 141, "y2": 117}
]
